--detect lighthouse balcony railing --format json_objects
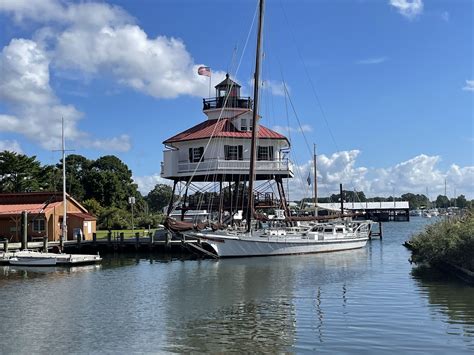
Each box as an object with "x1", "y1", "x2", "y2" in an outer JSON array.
[
  {"x1": 203, "y1": 97, "x2": 253, "y2": 110},
  {"x1": 161, "y1": 157, "x2": 293, "y2": 177}
]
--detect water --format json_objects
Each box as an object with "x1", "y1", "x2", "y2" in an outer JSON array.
[{"x1": 1, "y1": 219, "x2": 473, "y2": 354}]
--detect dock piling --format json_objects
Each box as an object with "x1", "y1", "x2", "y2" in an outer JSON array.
[
  {"x1": 92, "y1": 233, "x2": 97, "y2": 248},
  {"x1": 3, "y1": 240, "x2": 8, "y2": 253},
  {"x1": 135, "y1": 232, "x2": 140, "y2": 250},
  {"x1": 21, "y1": 211, "x2": 28, "y2": 250},
  {"x1": 43, "y1": 237, "x2": 48, "y2": 253}
]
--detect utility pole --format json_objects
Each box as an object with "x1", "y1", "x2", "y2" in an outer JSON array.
[
  {"x1": 129, "y1": 196, "x2": 136, "y2": 235},
  {"x1": 61, "y1": 117, "x2": 67, "y2": 250}
]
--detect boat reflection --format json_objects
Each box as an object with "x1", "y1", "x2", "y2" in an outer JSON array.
[{"x1": 160, "y1": 249, "x2": 368, "y2": 352}]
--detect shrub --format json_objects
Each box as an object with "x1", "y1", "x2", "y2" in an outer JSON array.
[{"x1": 410, "y1": 212, "x2": 474, "y2": 271}]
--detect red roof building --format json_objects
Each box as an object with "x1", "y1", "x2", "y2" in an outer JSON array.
[{"x1": 0, "y1": 192, "x2": 96, "y2": 242}]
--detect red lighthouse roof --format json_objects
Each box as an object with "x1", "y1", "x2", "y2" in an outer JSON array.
[{"x1": 163, "y1": 118, "x2": 289, "y2": 144}]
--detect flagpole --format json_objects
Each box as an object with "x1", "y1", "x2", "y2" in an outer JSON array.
[{"x1": 208, "y1": 75, "x2": 211, "y2": 98}]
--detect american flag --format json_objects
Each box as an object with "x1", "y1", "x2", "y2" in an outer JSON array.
[{"x1": 198, "y1": 66, "x2": 211, "y2": 77}]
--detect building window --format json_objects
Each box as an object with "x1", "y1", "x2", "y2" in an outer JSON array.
[
  {"x1": 257, "y1": 146, "x2": 274, "y2": 161},
  {"x1": 33, "y1": 219, "x2": 45, "y2": 233},
  {"x1": 241, "y1": 118, "x2": 253, "y2": 131},
  {"x1": 189, "y1": 147, "x2": 204, "y2": 162},
  {"x1": 224, "y1": 145, "x2": 243, "y2": 160}
]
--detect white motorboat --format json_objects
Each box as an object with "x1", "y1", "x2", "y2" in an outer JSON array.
[{"x1": 9, "y1": 250, "x2": 57, "y2": 266}]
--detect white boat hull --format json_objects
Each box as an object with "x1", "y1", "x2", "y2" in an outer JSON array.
[
  {"x1": 191, "y1": 232, "x2": 368, "y2": 257},
  {"x1": 9, "y1": 256, "x2": 57, "y2": 266}
]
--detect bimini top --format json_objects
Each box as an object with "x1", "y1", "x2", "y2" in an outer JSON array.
[{"x1": 163, "y1": 118, "x2": 289, "y2": 144}]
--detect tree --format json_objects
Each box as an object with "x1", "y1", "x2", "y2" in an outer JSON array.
[
  {"x1": 435, "y1": 195, "x2": 450, "y2": 208},
  {"x1": 146, "y1": 184, "x2": 174, "y2": 213},
  {"x1": 83, "y1": 155, "x2": 140, "y2": 209},
  {"x1": 60, "y1": 154, "x2": 91, "y2": 201},
  {"x1": 0, "y1": 151, "x2": 42, "y2": 192},
  {"x1": 456, "y1": 195, "x2": 468, "y2": 209}
]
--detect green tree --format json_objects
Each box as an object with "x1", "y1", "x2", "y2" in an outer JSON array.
[
  {"x1": 146, "y1": 184, "x2": 174, "y2": 213},
  {"x1": 83, "y1": 155, "x2": 140, "y2": 209},
  {"x1": 60, "y1": 154, "x2": 91, "y2": 201},
  {"x1": 435, "y1": 195, "x2": 450, "y2": 208},
  {"x1": 456, "y1": 195, "x2": 468, "y2": 209},
  {"x1": 0, "y1": 151, "x2": 42, "y2": 192}
]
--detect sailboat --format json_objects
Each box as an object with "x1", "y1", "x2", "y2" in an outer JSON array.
[{"x1": 162, "y1": 0, "x2": 371, "y2": 257}]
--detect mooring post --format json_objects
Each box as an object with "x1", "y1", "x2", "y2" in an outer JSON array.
[
  {"x1": 43, "y1": 237, "x2": 48, "y2": 253},
  {"x1": 149, "y1": 230, "x2": 154, "y2": 251},
  {"x1": 21, "y1": 211, "x2": 28, "y2": 250},
  {"x1": 3, "y1": 240, "x2": 8, "y2": 253},
  {"x1": 379, "y1": 222, "x2": 383, "y2": 239},
  {"x1": 76, "y1": 231, "x2": 82, "y2": 250},
  {"x1": 368, "y1": 223, "x2": 372, "y2": 240},
  {"x1": 120, "y1": 232, "x2": 124, "y2": 250},
  {"x1": 107, "y1": 231, "x2": 112, "y2": 249},
  {"x1": 92, "y1": 232, "x2": 97, "y2": 248},
  {"x1": 135, "y1": 232, "x2": 140, "y2": 250}
]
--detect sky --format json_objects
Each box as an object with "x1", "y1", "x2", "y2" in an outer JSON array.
[{"x1": 0, "y1": 0, "x2": 472, "y2": 201}]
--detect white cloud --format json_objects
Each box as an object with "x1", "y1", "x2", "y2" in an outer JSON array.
[
  {"x1": 0, "y1": 38, "x2": 129, "y2": 152},
  {"x1": 389, "y1": 0, "x2": 423, "y2": 19},
  {"x1": 0, "y1": 140, "x2": 23, "y2": 153},
  {"x1": 286, "y1": 152, "x2": 473, "y2": 200},
  {"x1": 462, "y1": 80, "x2": 474, "y2": 92},
  {"x1": 133, "y1": 174, "x2": 171, "y2": 195},
  {"x1": 357, "y1": 57, "x2": 388, "y2": 65},
  {"x1": 272, "y1": 124, "x2": 312, "y2": 134}
]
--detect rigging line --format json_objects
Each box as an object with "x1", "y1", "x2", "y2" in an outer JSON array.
[
  {"x1": 282, "y1": 81, "x2": 312, "y2": 158},
  {"x1": 171, "y1": 3, "x2": 260, "y2": 215},
  {"x1": 278, "y1": 0, "x2": 339, "y2": 152}
]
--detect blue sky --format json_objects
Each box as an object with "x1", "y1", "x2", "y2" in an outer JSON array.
[{"x1": 0, "y1": 0, "x2": 472, "y2": 200}]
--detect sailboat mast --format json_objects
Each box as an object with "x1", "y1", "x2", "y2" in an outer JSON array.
[
  {"x1": 246, "y1": 0, "x2": 265, "y2": 233},
  {"x1": 313, "y1": 144, "x2": 318, "y2": 217},
  {"x1": 61, "y1": 117, "x2": 67, "y2": 248}
]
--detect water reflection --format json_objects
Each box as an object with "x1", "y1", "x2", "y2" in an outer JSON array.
[
  {"x1": 412, "y1": 266, "x2": 474, "y2": 341},
  {"x1": 158, "y1": 249, "x2": 368, "y2": 352}
]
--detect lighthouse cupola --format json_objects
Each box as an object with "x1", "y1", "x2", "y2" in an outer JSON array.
[
  {"x1": 202, "y1": 74, "x2": 252, "y2": 119},
  {"x1": 216, "y1": 73, "x2": 241, "y2": 99}
]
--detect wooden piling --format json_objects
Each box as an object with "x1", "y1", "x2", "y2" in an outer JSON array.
[
  {"x1": 3, "y1": 240, "x2": 8, "y2": 253},
  {"x1": 379, "y1": 222, "x2": 383, "y2": 239},
  {"x1": 135, "y1": 232, "x2": 140, "y2": 250},
  {"x1": 149, "y1": 231, "x2": 154, "y2": 251},
  {"x1": 120, "y1": 232, "x2": 124, "y2": 250},
  {"x1": 76, "y1": 232, "x2": 82, "y2": 250},
  {"x1": 92, "y1": 232, "x2": 97, "y2": 248},
  {"x1": 43, "y1": 237, "x2": 48, "y2": 253},
  {"x1": 107, "y1": 231, "x2": 112, "y2": 250},
  {"x1": 21, "y1": 211, "x2": 28, "y2": 250}
]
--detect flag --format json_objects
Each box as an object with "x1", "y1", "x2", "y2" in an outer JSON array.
[
  {"x1": 307, "y1": 173, "x2": 311, "y2": 186},
  {"x1": 198, "y1": 66, "x2": 211, "y2": 77}
]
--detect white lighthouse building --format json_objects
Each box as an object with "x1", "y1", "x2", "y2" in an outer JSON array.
[
  {"x1": 161, "y1": 74, "x2": 293, "y2": 182},
  {"x1": 160, "y1": 74, "x2": 293, "y2": 220}
]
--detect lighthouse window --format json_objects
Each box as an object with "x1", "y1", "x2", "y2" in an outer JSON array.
[
  {"x1": 257, "y1": 146, "x2": 274, "y2": 161},
  {"x1": 224, "y1": 145, "x2": 243, "y2": 160},
  {"x1": 33, "y1": 218, "x2": 45, "y2": 233},
  {"x1": 241, "y1": 119, "x2": 247, "y2": 131},
  {"x1": 189, "y1": 147, "x2": 204, "y2": 162}
]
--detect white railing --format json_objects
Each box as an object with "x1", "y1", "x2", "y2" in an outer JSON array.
[{"x1": 176, "y1": 158, "x2": 293, "y2": 175}]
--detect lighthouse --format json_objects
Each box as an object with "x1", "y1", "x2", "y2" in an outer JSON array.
[{"x1": 161, "y1": 74, "x2": 293, "y2": 219}]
